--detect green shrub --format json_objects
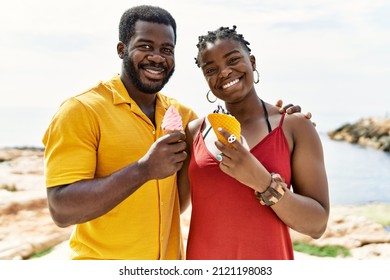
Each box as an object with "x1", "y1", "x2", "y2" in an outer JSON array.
[
  {"x1": 293, "y1": 242, "x2": 351, "y2": 258},
  {"x1": 28, "y1": 248, "x2": 53, "y2": 259}
]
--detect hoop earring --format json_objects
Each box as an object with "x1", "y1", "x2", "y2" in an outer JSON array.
[
  {"x1": 206, "y1": 90, "x2": 217, "y2": 103},
  {"x1": 254, "y1": 69, "x2": 260, "y2": 84}
]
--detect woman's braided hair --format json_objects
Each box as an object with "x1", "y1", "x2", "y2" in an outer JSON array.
[{"x1": 195, "y1": 25, "x2": 251, "y2": 67}]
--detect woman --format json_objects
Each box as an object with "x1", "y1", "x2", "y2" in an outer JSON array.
[{"x1": 183, "y1": 26, "x2": 329, "y2": 260}]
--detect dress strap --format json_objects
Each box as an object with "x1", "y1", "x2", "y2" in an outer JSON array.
[
  {"x1": 278, "y1": 113, "x2": 286, "y2": 127},
  {"x1": 260, "y1": 99, "x2": 272, "y2": 133}
]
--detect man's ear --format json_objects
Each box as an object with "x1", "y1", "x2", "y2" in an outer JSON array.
[
  {"x1": 250, "y1": 55, "x2": 256, "y2": 71},
  {"x1": 117, "y1": 41, "x2": 126, "y2": 59}
]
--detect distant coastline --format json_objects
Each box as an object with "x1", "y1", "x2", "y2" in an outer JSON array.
[{"x1": 328, "y1": 117, "x2": 390, "y2": 153}]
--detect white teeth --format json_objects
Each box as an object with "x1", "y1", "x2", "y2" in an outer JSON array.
[
  {"x1": 222, "y1": 79, "x2": 239, "y2": 89},
  {"x1": 146, "y1": 69, "x2": 164, "y2": 74}
]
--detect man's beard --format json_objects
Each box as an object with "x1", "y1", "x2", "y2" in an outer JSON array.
[{"x1": 123, "y1": 51, "x2": 175, "y2": 94}]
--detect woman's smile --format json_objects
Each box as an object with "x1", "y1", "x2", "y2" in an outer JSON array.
[{"x1": 222, "y1": 78, "x2": 240, "y2": 89}]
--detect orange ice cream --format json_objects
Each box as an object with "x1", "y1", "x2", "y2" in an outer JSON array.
[
  {"x1": 162, "y1": 105, "x2": 184, "y2": 135},
  {"x1": 207, "y1": 111, "x2": 241, "y2": 146}
]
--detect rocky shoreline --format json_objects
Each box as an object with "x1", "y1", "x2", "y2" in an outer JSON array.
[
  {"x1": 0, "y1": 148, "x2": 72, "y2": 260},
  {"x1": 328, "y1": 117, "x2": 390, "y2": 152},
  {"x1": 1, "y1": 147, "x2": 390, "y2": 260}
]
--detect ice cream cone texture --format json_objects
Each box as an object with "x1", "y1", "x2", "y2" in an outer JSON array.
[
  {"x1": 162, "y1": 105, "x2": 184, "y2": 135},
  {"x1": 207, "y1": 112, "x2": 241, "y2": 146}
]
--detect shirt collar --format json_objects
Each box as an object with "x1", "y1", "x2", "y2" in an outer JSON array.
[
  {"x1": 108, "y1": 74, "x2": 170, "y2": 111},
  {"x1": 108, "y1": 74, "x2": 132, "y2": 105}
]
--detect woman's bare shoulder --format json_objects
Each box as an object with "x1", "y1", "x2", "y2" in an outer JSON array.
[{"x1": 284, "y1": 112, "x2": 314, "y2": 127}]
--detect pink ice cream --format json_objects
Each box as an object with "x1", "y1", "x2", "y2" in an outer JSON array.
[{"x1": 161, "y1": 105, "x2": 183, "y2": 133}]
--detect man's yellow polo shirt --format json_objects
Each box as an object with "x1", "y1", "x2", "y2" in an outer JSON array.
[{"x1": 42, "y1": 74, "x2": 197, "y2": 259}]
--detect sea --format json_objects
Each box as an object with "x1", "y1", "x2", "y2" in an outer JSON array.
[{"x1": 1, "y1": 106, "x2": 389, "y2": 206}]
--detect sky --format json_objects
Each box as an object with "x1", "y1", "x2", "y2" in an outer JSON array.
[{"x1": 0, "y1": 0, "x2": 389, "y2": 146}]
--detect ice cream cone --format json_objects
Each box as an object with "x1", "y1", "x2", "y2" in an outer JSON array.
[
  {"x1": 162, "y1": 128, "x2": 184, "y2": 136},
  {"x1": 162, "y1": 105, "x2": 184, "y2": 135},
  {"x1": 207, "y1": 113, "x2": 241, "y2": 146}
]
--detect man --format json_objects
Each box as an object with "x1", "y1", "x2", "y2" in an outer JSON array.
[{"x1": 43, "y1": 5, "x2": 197, "y2": 260}]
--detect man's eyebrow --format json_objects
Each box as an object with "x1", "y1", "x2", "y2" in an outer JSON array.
[
  {"x1": 136, "y1": 38, "x2": 174, "y2": 48},
  {"x1": 136, "y1": 38, "x2": 153, "y2": 44}
]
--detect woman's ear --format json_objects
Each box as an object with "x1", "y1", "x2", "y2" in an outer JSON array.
[
  {"x1": 117, "y1": 42, "x2": 126, "y2": 59},
  {"x1": 250, "y1": 55, "x2": 256, "y2": 71}
]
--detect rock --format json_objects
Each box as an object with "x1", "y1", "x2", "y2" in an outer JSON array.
[
  {"x1": 290, "y1": 204, "x2": 390, "y2": 259},
  {"x1": 0, "y1": 198, "x2": 72, "y2": 260},
  {"x1": 350, "y1": 244, "x2": 390, "y2": 259},
  {"x1": 0, "y1": 147, "x2": 72, "y2": 260},
  {"x1": 328, "y1": 117, "x2": 390, "y2": 152},
  {"x1": 317, "y1": 214, "x2": 390, "y2": 248}
]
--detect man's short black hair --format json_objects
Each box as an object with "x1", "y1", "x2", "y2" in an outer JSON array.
[{"x1": 119, "y1": 5, "x2": 177, "y2": 45}]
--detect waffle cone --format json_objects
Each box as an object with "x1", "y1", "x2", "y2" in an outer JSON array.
[
  {"x1": 162, "y1": 129, "x2": 184, "y2": 136},
  {"x1": 207, "y1": 113, "x2": 241, "y2": 146}
]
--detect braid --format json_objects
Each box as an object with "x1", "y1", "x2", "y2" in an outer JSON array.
[{"x1": 195, "y1": 25, "x2": 251, "y2": 67}]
